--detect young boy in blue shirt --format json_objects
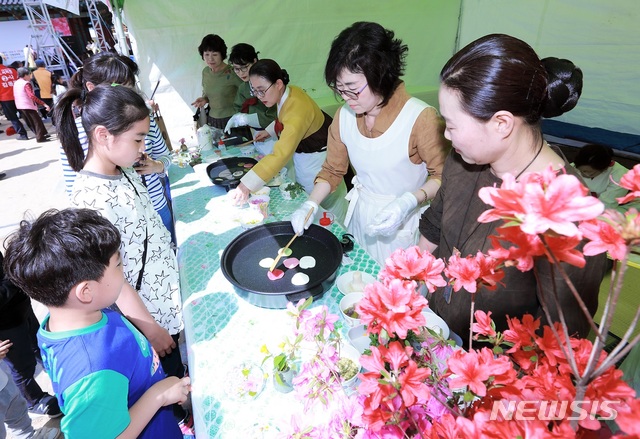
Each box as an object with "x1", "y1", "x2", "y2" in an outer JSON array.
[{"x1": 3, "y1": 208, "x2": 191, "y2": 438}]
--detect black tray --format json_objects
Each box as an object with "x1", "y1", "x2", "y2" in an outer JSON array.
[{"x1": 206, "y1": 157, "x2": 258, "y2": 191}]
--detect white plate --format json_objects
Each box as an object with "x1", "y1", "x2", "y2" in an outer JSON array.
[{"x1": 336, "y1": 271, "x2": 377, "y2": 295}]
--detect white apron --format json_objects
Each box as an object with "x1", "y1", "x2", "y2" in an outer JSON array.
[
  {"x1": 294, "y1": 150, "x2": 348, "y2": 224},
  {"x1": 340, "y1": 98, "x2": 431, "y2": 265}
]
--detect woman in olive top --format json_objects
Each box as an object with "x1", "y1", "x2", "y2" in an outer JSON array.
[{"x1": 191, "y1": 34, "x2": 242, "y2": 129}]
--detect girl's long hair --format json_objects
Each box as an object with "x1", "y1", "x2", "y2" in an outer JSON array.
[{"x1": 55, "y1": 85, "x2": 149, "y2": 172}]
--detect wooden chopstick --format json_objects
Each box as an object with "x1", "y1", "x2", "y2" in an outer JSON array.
[
  {"x1": 269, "y1": 207, "x2": 315, "y2": 272},
  {"x1": 237, "y1": 139, "x2": 255, "y2": 147}
]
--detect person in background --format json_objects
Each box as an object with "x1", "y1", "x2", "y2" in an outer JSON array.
[
  {"x1": 1, "y1": 253, "x2": 61, "y2": 419},
  {"x1": 3, "y1": 208, "x2": 190, "y2": 438},
  {"x1": 31, "y1": 60, "x2": 53, "y2": 119},
  {"x1": 290, "y1": 22, "x2": 448, "y2": 265},
  {"x1": 55, "y1": 84, "x2": 193, "y2": 436},
  {"x1": 191, "y1": 34, "x2": 242, "y2": 130},
  {"x1": 224, "y1": 43, "x2": 277, "y2": 140},
  {"x1": 0, "y1": 55, "x2": 29, "y2": 141},
  {"x1": 230, "y1": 59, "x2": 349, "y2": 222},
  {"x1": 50, "y1": 74, "x2": 67, "y2": 106},
  {"x1": 573, "y1": 143, "x2": 639, "y2": 213},
  {"x1": 23, "y1": 46, "x2": 36, "y2": 70},
  {"x1": 57, "y1": 52, "x2": 175, "y2": 244},
  {"x1": 418, "y1": 34, "x2": 607, "y2": 346},
  {"x1": 13, "y1": 68, "x2": 51, "y2": 143},
  {"x1": 0, "y1": 339, "x2": 60, "y2": 439}
]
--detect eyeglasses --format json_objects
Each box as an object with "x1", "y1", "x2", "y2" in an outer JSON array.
[
  {"x1": 329, "y1": 82, "x2": 368, "y2": 100},
  {"x1": 232, "y1": 64, "x2": 251, "y2": 73},
  {"x1": 249, "y1": 82, "x2": 274, "y2": 98}
]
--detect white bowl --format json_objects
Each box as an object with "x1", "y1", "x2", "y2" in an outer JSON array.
[
  {"x1": 347, "y1": 324, "x2": 370, "y2": 354},
  {"x1": 337, "y1": 343, "x2": 361, "y2": 387},
  {"x1": 239, "y1": 210, "x2": 264, "y2": 229},
  {"x1": 339, "y1": 292, "x2": 364, "y2": 327},
  {"x1": 335, "y1": 271, "x2": 377, "y2": 295},
  {"x1": 421, "y1": 308, "x2": 450, "y2": 339}
]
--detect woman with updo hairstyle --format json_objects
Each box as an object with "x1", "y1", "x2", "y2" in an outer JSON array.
[
  {"x1": 191, "y1": 34, "x2": 242, "y2": 129},
  {"x1": 228, "y1": 59, "x2": 348, "y2": 222},
  {"x1": 289, "y1": 22, "x2": 448, "y2": 265},
  {"x1": 418, "y1": 34, "x2": 606, "y2": 347}
]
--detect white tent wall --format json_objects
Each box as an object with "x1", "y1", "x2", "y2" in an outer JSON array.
[
  {"x1": 119, "y1": 0, "x2": 461, "y2": 143},
  {"x1": 458, "y1": 0, "x2": 640, "y2": 135}
]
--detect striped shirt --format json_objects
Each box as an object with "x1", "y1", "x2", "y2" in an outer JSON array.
[{"x1": 59, "y1": 115, "x2": 171, "y2": 213}]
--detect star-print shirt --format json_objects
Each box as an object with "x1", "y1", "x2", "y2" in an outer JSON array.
[{"x1": 71, "y1": 167, "x2": 183, "y2": 335}]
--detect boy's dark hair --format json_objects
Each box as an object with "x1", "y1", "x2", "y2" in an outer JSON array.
[
  {"x1": 3, "y1": 208, "x2": 121, "y2": 307},
  {"x1": 198, "y1": 34, "x2": 228, "y2": 60}
]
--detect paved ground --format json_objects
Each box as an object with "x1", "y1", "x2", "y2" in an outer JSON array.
[{"x1": 1, "y1": 116, "x2": 65, "y2": 436}]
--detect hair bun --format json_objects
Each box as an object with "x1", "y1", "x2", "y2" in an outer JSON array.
[
  {"x1": 541, "y1": 57, "x2": 583, "y2": 118},
  {"x1": 281, "y1": 68, "x2": 290, "y2": 85}
]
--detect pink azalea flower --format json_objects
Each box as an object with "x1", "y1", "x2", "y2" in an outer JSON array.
[
  {"x1": 580, "y1": 212, "x2": 632, "y2": 260},
  {"x1": 447, "y1": 348, "x2": 493, "y2": 396},
  {"x1": 397, "y1": 360, "x2": 432, "y2": 406},
  {"x1": 617, "y1": 164, "x2": 640, "y2": 204},
  {"x1": 472, "y1": 310, "x2": 496, "y2": 337},
  {"x1": 474, "y1": 251, "x2": 505, "y2": 290},
  {"x1": 379, "y1": 246, "x2": 447, "y2": 293},
  {"x1": 478, "y1": 165, "x2": 604, "y2": 237},
  {"x1": 444, "y1": 250, "x2": 481, "y2": 293},
  {"x1": 357, "y1": 279, "x2": 427, "y2": 339}
]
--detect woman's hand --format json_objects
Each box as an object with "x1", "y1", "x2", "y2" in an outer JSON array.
[
  {"x1": 146, "y1": 99, "x2": 159, "y2": 113},
  {"x1": 228, "y1": 182, "x2": 250, "y2": 205},
  {"x1": 253, "y1": 130, "x2": 271, "y2": 142},
  {"x1": 191, "y1": 97, "x2": 208, "y2": 108}
]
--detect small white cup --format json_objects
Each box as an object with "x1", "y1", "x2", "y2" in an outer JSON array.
[{"x1": 339, "y1": 292, "x2": 364, "y2": 327}]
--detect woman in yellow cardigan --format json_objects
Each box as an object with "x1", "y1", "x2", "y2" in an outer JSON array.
[{"x1": 230, "y1": 59, "x2": 348, "y2": 222}]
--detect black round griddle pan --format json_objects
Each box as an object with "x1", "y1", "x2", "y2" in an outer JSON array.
[
  {"x1": 206, "y1": 157, "x2": 258, "y2": 191},
  {"x1": 221, "y1": 222, "x2": 342, "y2": 308}
]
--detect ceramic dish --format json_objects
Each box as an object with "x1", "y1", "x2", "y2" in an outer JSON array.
[
  {"x1": 336, "y1": 271, "x2": 377, "y2": 295},
  {"x1": 338, "y1": 343, "x2": 362, "y2": 388},
  {"x1": 347, "y1": 324, "x2": 370, "y2": 355},
  {"x1": 339, "y1": 292, "x2": 364, "y2": 327}
]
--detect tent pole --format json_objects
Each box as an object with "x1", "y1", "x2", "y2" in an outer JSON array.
[{"x1": 110, "y1": 0, "x2": 129, "y2": 56}]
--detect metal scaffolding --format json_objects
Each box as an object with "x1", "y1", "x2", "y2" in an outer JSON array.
[
  {"x1": 22, "y1": 0, "x2": 82, "y2": 80},
  {"x1": 86, "y1": 0, "x2": 111, "y2": 52}
]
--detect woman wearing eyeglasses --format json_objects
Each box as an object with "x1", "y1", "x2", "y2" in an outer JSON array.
[
  {"x1": 191, "y1": 34, "x2": 242, "y2": 129},
  {"x1": 223, "y1": 43, "x2": 277, "y2": 137},
  {"x1": 229, "y1": 59, "x2": 348, "y2": 222},
  {"x1": 289, "y1": 21, "x2": 448, "y2": 265}
]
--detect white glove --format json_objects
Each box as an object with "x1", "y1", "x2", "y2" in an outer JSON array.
[
  {"x1": 367, "y1": 192, "x2": 418, "y2": 237},
  {"x1": 291, "y1": 200, "x2": 319, "y2": 235},
  {"x1": 224, "y1": 113, "x2": 249, "y2": 133}
]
